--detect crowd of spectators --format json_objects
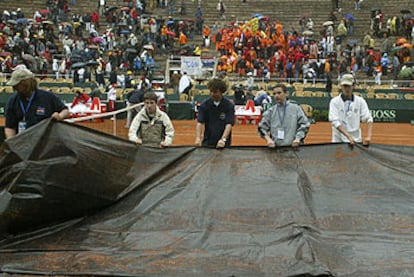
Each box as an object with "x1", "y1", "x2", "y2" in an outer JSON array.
[
  {"x1": 0, "y1": 0, "x2": 203, "y2": 89},
  {"x1": 212, "y1": 9, "x2": 413, "y2": 87},
  {"x1": 0, "y1": 0, "x2": 413, "y2": 91}
]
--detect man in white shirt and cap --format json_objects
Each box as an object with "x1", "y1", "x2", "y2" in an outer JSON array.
[{"x1": 328, "y1": 73, "x2": 373, "y2": 145}]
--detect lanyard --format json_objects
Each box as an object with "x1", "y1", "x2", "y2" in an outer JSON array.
[
  {"x1": 19, "y1": 91, "x2": 35, "y2": 121},
  {"x1": 276, "y1": 102, "x2": 287, "y2": 125}
]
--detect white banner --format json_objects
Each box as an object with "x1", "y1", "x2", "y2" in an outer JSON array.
[{"x1": 180, "y1": 56, "x2": 202, "y2": 76}]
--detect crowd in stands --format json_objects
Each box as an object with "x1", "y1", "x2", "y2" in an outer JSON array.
[
  {"x1": 0, "y1": 0, "x2": 199, "y2": 88},
  {"x1": 0, "y1": 0, "x2": 413, "y2": 93},
  {"x1": 212, "y1": 10, "x2": 413, "y2": 87}
]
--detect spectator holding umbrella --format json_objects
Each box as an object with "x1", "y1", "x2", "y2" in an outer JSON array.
[{"x1": 345, "y1": 13, "x2": 354, "y2": 36}]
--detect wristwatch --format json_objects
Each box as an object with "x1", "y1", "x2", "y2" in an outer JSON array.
[{"x1": 221, "y1": 138, "x2": 227, "y2": 142}]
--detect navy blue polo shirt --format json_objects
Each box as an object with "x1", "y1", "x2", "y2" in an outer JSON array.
[
  {"x1": 197, "y1": 97, "x2": 235, "y2": 147},
  {"x1": 5, "y1": 89, "x2": 68, "y2": 132}
]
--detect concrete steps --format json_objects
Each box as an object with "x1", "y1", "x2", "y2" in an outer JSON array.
[
  {"x1": 3, "y1": 0, "x2": 413, "y2": 41},
  {"x1": 1, "y1": 0, "x2": 413, "y2": 82}
]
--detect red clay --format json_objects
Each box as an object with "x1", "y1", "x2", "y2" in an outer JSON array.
[
  {"x1": 172, "y1": 120, "x2": 414, "y2": 146},
  {"x1": 1, "y1": 118, "x2": 413, "y2": 146}
]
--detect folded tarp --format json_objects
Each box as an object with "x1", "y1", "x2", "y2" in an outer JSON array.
[
  {"x1": 0, "y1": 119, "x2": 413, "y2": 276},
  {"x1": 0, "y1": 119, "x2": 194, "y2": 235}
]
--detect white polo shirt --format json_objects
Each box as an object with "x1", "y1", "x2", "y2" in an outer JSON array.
[{"x1": 329, "y1": 94, "x2": 373, "y2": 143}]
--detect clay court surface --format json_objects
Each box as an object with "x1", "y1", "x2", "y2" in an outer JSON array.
[
  {"x1": 1, "y1": 118, "x2": 413, "y2": 146},
  {"x1": 171, "y1": 120, "x2": 414, "y2": 146}
]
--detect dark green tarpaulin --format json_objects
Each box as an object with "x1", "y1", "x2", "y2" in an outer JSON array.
[{"x1": 0, "y1": 120, "x2": 414, "y2": 276}]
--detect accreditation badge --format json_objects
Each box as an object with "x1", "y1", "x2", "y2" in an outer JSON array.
[
  {"x1": 18, "y1": 121, "x2": 27, "y2": 133},
  {"x1": 277, "y1": 128, "x2": 285, "y2": 140}
]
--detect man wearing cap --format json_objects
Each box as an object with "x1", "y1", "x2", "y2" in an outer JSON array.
[
  {"x1": 4, "y1": 67, "x2": 70, "y2": 139},
  {"x1": 328, "y1": 73, "x2": 373, "y2": 145}
]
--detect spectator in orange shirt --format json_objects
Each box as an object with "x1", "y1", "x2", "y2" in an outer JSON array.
[
  {"x1": 179, "y1": 31, "x2": 187, "y2": 46},
  {"x1": 160, "y1": 25, "x2": 168, "y2": 46},
  {"x1": 202, "y1": 25, "x2": 211, "y2": 47},
  {"x1": 374, "y1": 63, "x2": 382, "y2": 85}
]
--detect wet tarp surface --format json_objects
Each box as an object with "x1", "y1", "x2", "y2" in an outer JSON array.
[{"x1": 0, "y1": 120, "x2": 414, "y2": 276}]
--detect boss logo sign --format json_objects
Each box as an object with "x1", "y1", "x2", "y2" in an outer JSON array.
[{"x1": 370, "y1": 109, "x2": 397, "y2": 122}]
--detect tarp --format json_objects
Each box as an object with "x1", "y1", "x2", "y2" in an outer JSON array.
[{"x1": 1, "y1": 120, "x2": 414, "y2": 276}]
